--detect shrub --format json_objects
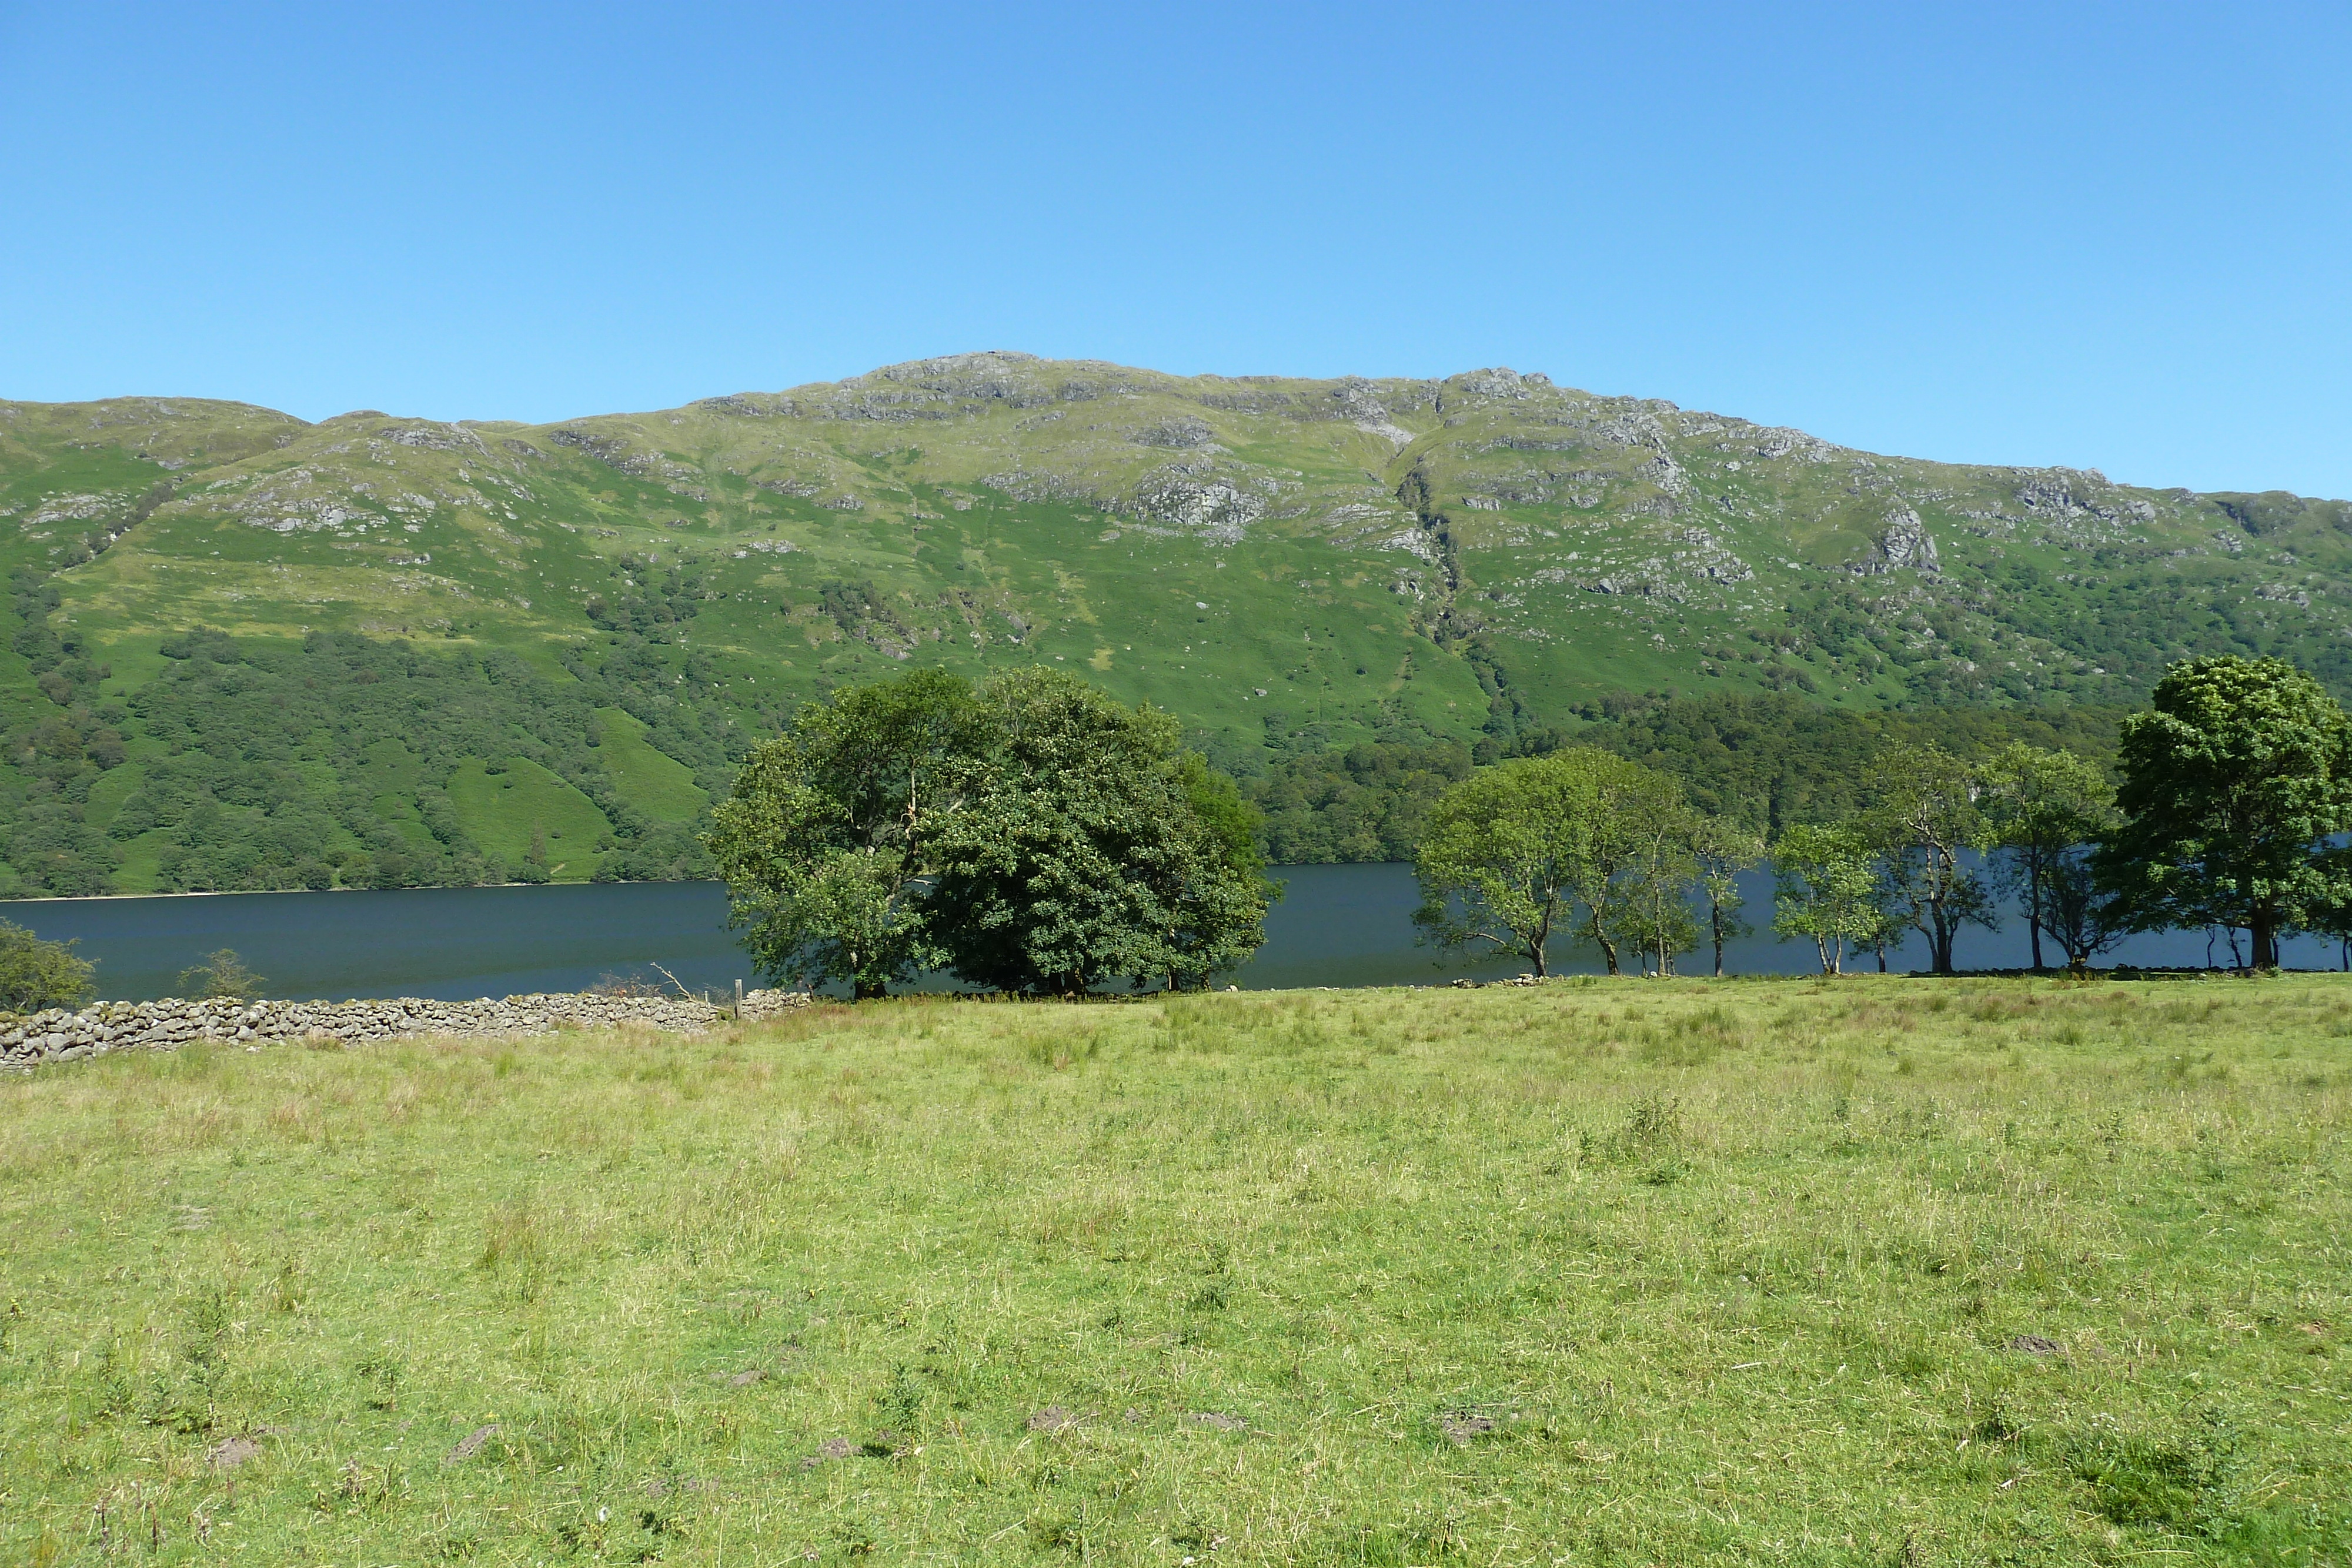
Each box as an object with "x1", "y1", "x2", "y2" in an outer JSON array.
[
  {"x1": 0, "y1": 918, "x2": 95, "y2": 1011},
  {"x1": 177, "y1": 948, "x2": 265, "y2": 1001}
]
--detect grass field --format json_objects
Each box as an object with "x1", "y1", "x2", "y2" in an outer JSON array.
[{"x1": 2, "y1": 976, "x2": 2348, "y2": 1564}]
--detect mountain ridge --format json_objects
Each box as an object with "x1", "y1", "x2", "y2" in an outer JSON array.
[{"x1": 1, "y1": 353, "x2": 2347, "y2": 896}]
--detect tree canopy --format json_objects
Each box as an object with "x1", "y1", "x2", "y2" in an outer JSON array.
[
  {"x1": 1863, "y1": 743, "x2": 1996, "y2": 975},
  {"x1": 2096, "y1": 656, "x2": 2352, "y2": 969},
  {"x1": 1411, "y1": 748, "x2": 1689, "y2": 977},
  {"x1": 1979, "y1": 743, "x2": 2119, "y2": 972},
  {"x1": 0, "y1": 918, "x2": 93, "y2": 1012},
  {"x1": 707, "y1": 668, "x2": 1270, "y2": 997}
]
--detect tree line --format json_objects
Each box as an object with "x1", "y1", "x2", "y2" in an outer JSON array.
[
  {"x1": 0, "y1": 617, "x2": 2159, "y2": 899},
  {"x1": 707, "y1": 653, "x2": 2348, "y2": 997},
  {"x1": 4, "y1": 651, "x2": 2340, "y2": 1009},
  {"x1": 1410, "y1": 656, "x2": 2352, "y2": 977},
  {"x1": 1229, "y1": 690, "x2": 2129, "y2": 867}
]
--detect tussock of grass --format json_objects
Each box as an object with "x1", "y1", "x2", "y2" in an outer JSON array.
[{"x1": 1, "y1": 977, "x2": 2348, "y2": 1563}]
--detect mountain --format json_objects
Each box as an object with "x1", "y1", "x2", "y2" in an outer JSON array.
[{"x1": 1, "y1": 353, "x2": 2346, "y2": 897}]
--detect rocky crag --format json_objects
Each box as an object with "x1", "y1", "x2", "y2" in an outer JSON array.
[{"x1": 0, "y1": 987, "x2": 813, "y2": 1069}]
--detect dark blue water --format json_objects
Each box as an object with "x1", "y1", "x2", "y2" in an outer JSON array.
[{"x1": 1, "y1": 865, "x2": 2341, "y2": 1003}]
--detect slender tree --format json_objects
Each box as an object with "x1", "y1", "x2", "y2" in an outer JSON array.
[
  {"x1": 1979, "y1": 743, "x2": 2116, "y2": 971},
  {"x1": 1565, "y1": 752, "x2": 1688, "y2": 975},
  {"x1": 1411, "y1": 748, "x2": 1681, "y2": 976},
  {"x1": 1855, "y1": 870, "x2": 1910, "y2": 973},
  {"x1": 1865, "y1": 744, "x2": 1996, "y2": 975},
  {"x1": 1770, "y1": 824, "x2": 1878, "y2": 975},
  {"x1": 1411, "y1": 753, "x2": 1599, "y2": 977},
  {"x1": 1613, "y1": 791, "x2": 1701, "y2": 978},
  {"x1": 2096, "y1": 656, "x2": 2352, "y2": 971},
  {"x1": 2042, "y1": 844, "x2": 2131, "y2": 973},
  {"x1": 2310, "y1": 845, "x2": 2352, "y2": 972},
  {"x1": 1689, "y1": 816, "x2": 1764, "y2": 978}
]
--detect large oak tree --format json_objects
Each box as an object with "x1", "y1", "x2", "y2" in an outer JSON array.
[
  {"x1": 2096, "y1": 656, "x2": 2352, "y2": 970},
  {"x1": 708, "y1": 667, "x2": 1269, "y2": 997}
]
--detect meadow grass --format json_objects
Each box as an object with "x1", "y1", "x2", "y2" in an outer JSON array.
[{"x1": 1, "y1": 976, "x2": 2347, "y2": 1564}]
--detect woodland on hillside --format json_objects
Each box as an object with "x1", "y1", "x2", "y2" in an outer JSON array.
[{"x1": 0, "y1": 614, "x2": 2154, "y2": 898}]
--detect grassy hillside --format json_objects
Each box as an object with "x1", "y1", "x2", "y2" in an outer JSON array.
[
  {"x1": 2, "y1": 977, "x2": 2346, "y2": 1563},
  {"x1": 3, "y1": 356, "x2": 2347, "y2": 893}
]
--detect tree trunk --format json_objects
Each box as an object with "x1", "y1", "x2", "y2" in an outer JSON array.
[
  {"x1": 2250, "y1": 909, "x2": 2278, "y2": 972},
  {"x1": 1929, "y1": 904, "x2": 1955, "y2": 976},
  {"x1": 854, "y1": 978, "x2": 886, "y2": 1001},
  {"x1": 1930, "y1": 848, "x2": 1965, "y2": 975},
  {"x1": 1712, "y1": 907, "x2": 1726, "y2": 978},
  {"x1": 2027, "y1": 850, "x2": 2046, "y2": 971},
  {"x1": 1588, "y1": 911, "x2": 1619, "y2": 976}
]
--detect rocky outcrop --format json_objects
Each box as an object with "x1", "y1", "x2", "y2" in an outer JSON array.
[
  {"x1": 548, "y1": 427, "x2": 652, "y2": 473},
  {"x1": 1452, "y1": 368, "x2": 1547, "y2": 401},
  {"x1": 0, "y1": 988, "x2": 813, "y2": 1069},
  {"x1": 1132, "y1": 415, "x2": 1217, "y2": 449},
  {"x1": 1852, "y1": 504, "x2": 1940, "y2": 575},
  {"x1": 1128, "y1": 469, "x2": 1268, "y2": 541},
  {"x1": 1331, "y1": 378, "x2": 1415, "y2": 447},
  {"x1": 2013, "y1": 468, "x2": 2156, "y2": 526},
  {"x1": 1753, "y1": 427, "x2": 1840, "y2": 463}
]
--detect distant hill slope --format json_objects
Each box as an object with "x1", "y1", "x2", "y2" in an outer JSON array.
[{"x1": 1, "y1": 355, "x2": 2346, "y2": 896}]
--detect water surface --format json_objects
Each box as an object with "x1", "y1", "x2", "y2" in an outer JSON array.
[{"x1": 2, "y1": 865, "x2": 2340, "y2": 1002}]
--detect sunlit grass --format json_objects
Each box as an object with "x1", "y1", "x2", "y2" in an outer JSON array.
[{"x1": 1, "y1": 976, "x2": 2347, "y2": 1563}]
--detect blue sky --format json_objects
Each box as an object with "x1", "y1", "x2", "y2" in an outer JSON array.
[{"x1": 4, "y1": 2, "x2": 2347, "y2": 496}]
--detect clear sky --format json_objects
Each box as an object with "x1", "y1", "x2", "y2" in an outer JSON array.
[{"x1": 4, "y1": 2, "x2": 2346, "y2": 497}]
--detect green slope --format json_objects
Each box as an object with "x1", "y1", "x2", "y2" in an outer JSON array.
[
  {"x1": 590, "y1": 706, "x2": 706, "y2": 823},
  {"x1": 1, "y1": 356, "x2": 2346, "y2": 895}
]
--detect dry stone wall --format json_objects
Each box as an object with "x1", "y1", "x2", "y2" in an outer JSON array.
[{"x1": 0, "y1": 988, "x2": 812, "y2": 1069}]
